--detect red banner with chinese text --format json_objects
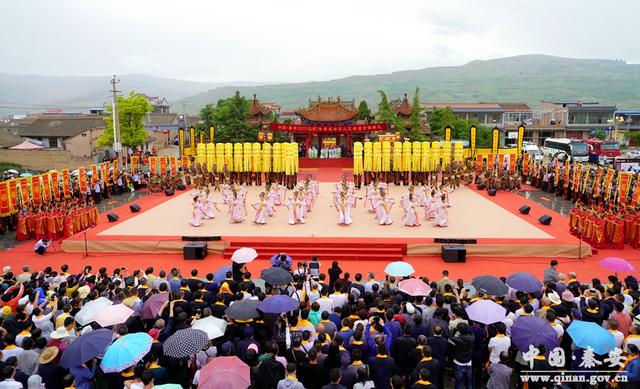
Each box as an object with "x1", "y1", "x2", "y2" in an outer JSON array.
[
  {"x1": 169, "y1": 156, "x2": 177, "y2": 176},
  {"x1": 18, "y1": 178, "x2": 29, "y2": 205},
  {"x1": 0, "y1": 181, "x2": 9, "y2": 216},
  {"x1": 604, "y1": 168, "x2": 615, "y2": 200},
  {"x1": 522, "y1": 154, "x2": 529, "y2": 175},
  {"x1": 50, "y1": 171, "x2": 60, "y2": 200},
  {"x1": 269, "y1": 123, "x2": 387, "y2": 133},
  {"x1": 78, "y1": 167, "x2": 88, "y2": 194},
  {"x1": 618, "y1": 172, "x2": 632, "y2": 204},
  {"x1": 8, "y1": 179, "x2": 17, "y2": 212},
  {"x1": 563, "y1": 160, "x2": 570, "y2": 189},
  {"x1": 112, "y1": 160, "x2": 118, "y2": 182},
  {"x1": 181, "y1": 156, "x2": 189, "y2": 169},
  {"x1": 62, "y1": 169, "x2": 70, "y2": 199},
  {"x1": 475, "y1": 155, "x2": 483, "y2": 172},
  {"x1": 581, "y1": 164, "x2": 589, "y2": 193},
  {"x1": 41, "y1": 174, "x2": 51, "y2": 203},
  {"x1": 572, "y1": 164, "x2": 581, "y2": 192},
  {"x1": 31, "y1": 176, "x2": 42, "y2": 206},
  {"x1": 91, "y1": 165, "x2": 98, "y2": 186},
  {"x1": 554, "y1": 163, "x2": 560, "y2": 186},
  {"x1": 508, "y1": 156, "x2": 515, "y2": 173},
  {"x1": 497, "y1": 154, "x2": 504, "y2": 172},
  {"x1": 632, "y1": 180, "x2": 640, "y2": 206},
  {"x1": 130, "y1": 156, "x2": 138, "y2": 173},
  {"x1": 487, "y1": 154, "x2": 494, "y2": 172},
  {"x1": 100, "y1": 163, "x2": 108, "y2": 185},
  {"x1": 159, "y1": 157, "x2": 167, "y2": 176},
  {"x1": 592, "y1": 167, "x2": 603, "y2": 195},
  {"x1": 149, "y1": 157, "x2": 157, "y2": 176}
]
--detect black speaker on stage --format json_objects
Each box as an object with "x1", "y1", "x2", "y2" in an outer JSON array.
[
  {"x1": 442, "y1": 245, "x2": 466, "y2": 263},
  {"x1": 487, "y1": 188, "x2": 497, "y2": 196},
  {"x1": 477, "y1": 183, "x2": 486, "y2": 190},
  {"x1": 539, "y1": 215, "x2": 552, "y2": 225},
  {"x1": 165, "y1": 189, "x2": 174, "y2": 196},
  {"x1": 176, "y1": 183, "x2": 187, "y2": 190},
  {"x1": 129, "y1": 204, "x2": 141, "y2": 213},
  {"x1": 107, "y1": 213, "x2": 119, "y2": 222},
  {"x1": 182, "y1": 236, "x2": 221, "y2": 242},
  {"x1": 183, "y1": 242, "x2": 208, "y2": 260},
  {"x1": 519, "y1": 205, "x2": 531, "y2": 215}
]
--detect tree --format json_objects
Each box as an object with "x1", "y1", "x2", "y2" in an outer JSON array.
[
  {"x1": 594, "y1": 129, "x2": 607, "y2": 140},
  {"x1": 357, "y1": 100, "x2": 372, "y2": 121},
  {"x1": 202, "y1": 91, "x2": 259, "y2": 143},
  {"x1": 626, "y1": 130, "x2": 640, "y2": 145},
  {"x1": 407, "y1": 87, "x2": 426, "y2": 141},
  {"x1": 375, "y1": 91, "x2": 405, "y2": 134},
  {"x1": 97, "y1": 92, "x2": 152, "y2": 151},
  {"x1": 427, "y1": 106, "x2": 493, "y2": 146}
]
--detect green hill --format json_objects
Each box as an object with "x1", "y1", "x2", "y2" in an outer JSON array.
[{"x1": 176, "y1": 54, "x2": 640, "y2": 113}]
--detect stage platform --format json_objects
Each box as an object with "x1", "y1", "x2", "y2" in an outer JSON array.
[{"x1": 60, "y1": 182, "x2": 591, "y2": 261}]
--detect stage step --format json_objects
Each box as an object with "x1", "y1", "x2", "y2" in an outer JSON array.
[{"x1": 223, "y1": 240, "x2": 406, "y2": 261}]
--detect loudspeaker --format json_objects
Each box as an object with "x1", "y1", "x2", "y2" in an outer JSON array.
[
  {"x1": 442, "y1": 245, "x2": 466, "y2": 263},
  {"x1": 434, "y1": 238, "x2": 478, "y2": 245},
  {"x1": 477, "y1": 183, "x2": 486, "y2": 190},
  {"x1": 107, "y1": 213, "x2": 119, "y2": 222},
  {"x1": 183, "y1": 242, "x2": 208, "y2": 260},
  {"x1": 519, "y1": 205, "x2": 531, "y2": 215},
  {"x1": 488, "y1": 188, "x2": 497, "y2": 196},
  {"x1": 129, "y1": 204, "x2": 141, "y2": 213},
  {"x1": 176, "y1": 183, "x2": 187, "y2": 190},
  {"x1": 165, "y1": 189, "x2": 174, "y2": 196},
  {"x1": 539, "y1": 215, "x2": 552, "y2": 225},
  {"x1": 181, "y1": 236, "x2": 221, "y2": 242}
]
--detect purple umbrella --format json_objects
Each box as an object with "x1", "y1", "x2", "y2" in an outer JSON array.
[
  {"x1": 141, "y1": 293, "x2": 169, "y2": 320},
  {"x1": 257, "y1": 295, "x2": 299, "y2": 314},
  {"x1": 511, "y1": 315, "x2": 559, "y2": 353},
  {"x1": 465, "y1": 300, "x2": 506, "y2": 325},
  {"x1": 506, "y1": 272, "x2": 543, "y2": 293},
  {"x1": 214, "y1": 266, "x2": 233, "y2": 284},
  {"x1": 599, "y1": 257, "x2": 636, "y2": 273},
  {"x1": 59, "y1": 328, "x2": 113, "y2": 368}
]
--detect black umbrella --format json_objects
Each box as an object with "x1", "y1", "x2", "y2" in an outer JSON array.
[
  {"x1": 225, "y1": 299, "x2": 260, "y2": 321},
  {"x1": 163, "y1": 328, "x2": 209, "y2": 359},
  {"x1": 261, "y1": 267, "x2": 293, "y2": 285},
  {"x1": 471, "y1": 275, "x2": 508, "y2": 296}
]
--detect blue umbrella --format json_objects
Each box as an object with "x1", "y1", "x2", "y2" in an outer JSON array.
[
  {"x1": 472, "y1": 275, "x2": 508, "y2": 296},
  {"x1": 511, "y1": 315, "x2": 559, "y2": 353},
  {"x1": 257, "y1": 295, "x2": 299, "y2": 314},
  {"x1": 225, "y1": 299, "x2": 260, "y2": 321},
  {"x1": 60, "y1": 328, "x2": 113, "y2": 368},
  {"x1": 101, "y1": 333, "x2": 152, "y2": 373},
  {"x1": 214, "y1": 266, "x2": 232, "y2": 284},
  {"x1": 270, "y1": 254, "x2": 292, "y2": 268},
  {"x1": 567, "y1": 320, "x2": 616, "y2": 355},
  {"x1": 384, "y1": 261, "x2": 415, "y2": 277},
  {"x1": 506, "y1": 272, "x2": 543, "y2": 293}
]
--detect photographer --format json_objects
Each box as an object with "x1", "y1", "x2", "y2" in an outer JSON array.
[{"x1": 33, "y1": 238, "x2": 51, "y2": 256}]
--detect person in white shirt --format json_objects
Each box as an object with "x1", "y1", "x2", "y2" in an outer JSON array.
[
  {"x1": 364, "y1": 272, "x2": 380, "y2": 294},
  {"x1": 329, "y1": 289, "x2": 348, "y2": 309},
  {"x1": 33, "y1": 238, "x2": 50, "y2": 256},
  {"x1": 316, "y1": 289, "x2": 335, "y2": 314},
  {"x1": 1, "y1": 334, "x2": 23, "y2": 362},
  {"x1": 488, "y1": 322, "x2": 511, "y2": 364},
  {"x1": 0, "y1": 366, "x2": 23, "y2": 388},
  {"x1": 546, "y1": 311, "x2": 564, "y2": 340},
  {"x1": 608, "y1": 319, "x2": 625, "y2": 349}
]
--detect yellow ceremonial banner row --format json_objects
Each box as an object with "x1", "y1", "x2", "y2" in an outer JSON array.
[
  {"x1": 354, "y1": 141, "x2": 464, "y2": 173},
  {"x1": 191, "y1": 142, "x2": 299, "y2": 174}
]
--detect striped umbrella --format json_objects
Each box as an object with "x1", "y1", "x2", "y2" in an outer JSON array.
[
  {"x1": 163, "y1": 328, "x2": 209, "y2": 359},
  {"x1": 100, "y1": 333, "x2": 152, "y2": 373}
]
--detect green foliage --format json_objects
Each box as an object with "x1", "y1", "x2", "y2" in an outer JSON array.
[
  {"x1": 201, "y1": 91, "x2": 259, "y2": 143},
  {"x1": 594, "y1": 129, "x2": 607, "y2": 140},
  {"x1": 626, "y1": 130, "x2": 640, "y2": 143},
  {"x1": 97, "y1": 92, "x2": 152, "y2": 150},
  {"x1": 357, "y1": 100, "x2": 372, "y2": 121},
  {"x1": 375, "y1": 90, "x2": 405, "y2": 134},
  {"x1": 428, "y1": 106, "x2": 492, "y2": 146},
  {"x1": 407, "y1": 87, "x2": 426, "y2": 141}
]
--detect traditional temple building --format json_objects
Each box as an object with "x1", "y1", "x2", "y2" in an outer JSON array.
[
  {"x1": 391, "y1": 93, "x2": 413, "y2": 128},
  {"x1": 249, "y1": 94, "x2": 273, "y2": 125},
  {"x1": 296, "y1": 97, "x2": 358, "y2": 125}
]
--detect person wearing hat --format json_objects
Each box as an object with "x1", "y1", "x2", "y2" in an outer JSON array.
[{"x1": 38, "y1": 346, "x2": 66, "y2": 389}]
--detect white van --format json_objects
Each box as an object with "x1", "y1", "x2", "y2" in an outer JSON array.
[
  {"x1": 523, "y1": 143, "x2": 543, "y2": 161},
  {"x1": 541, "y1": 138, "x2": 589, "y2": 162}
]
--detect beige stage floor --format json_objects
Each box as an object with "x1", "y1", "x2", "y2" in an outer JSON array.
[{"x1": 99, "y1": 183, "x2": 552, "y2": 240}]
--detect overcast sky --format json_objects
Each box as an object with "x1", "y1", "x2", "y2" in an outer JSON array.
[{"x1": 2, "y1": 0, "x2": 637, "y2": 83}]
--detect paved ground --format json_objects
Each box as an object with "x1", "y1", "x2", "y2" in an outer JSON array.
[
  {"x1": 0, "y1": 190, "x2": 148, "y2": 250},
  {"x1": 518, "y1": 189, "x2": 574, "y2": 217}
]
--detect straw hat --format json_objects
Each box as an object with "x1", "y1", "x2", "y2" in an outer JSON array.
[
  {"x1": 78, "y1": 285, "x2": 91, "y2": 299},
  {"x1": 38, "y1": 346, "x2": 59, "y2": 364},
  {"x1": 547, "y1": 291, "x2": 561, "y2": 306}
]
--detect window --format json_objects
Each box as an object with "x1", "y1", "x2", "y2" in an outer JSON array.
[{"x1": 48, "y1": 137, "x2": 59, "y2": 148}]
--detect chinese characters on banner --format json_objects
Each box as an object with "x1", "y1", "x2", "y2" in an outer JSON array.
[
  {"x1": 169, "y1": 156, "x2": 178, "y2": 176},
  {"x1": 78, "y1": 167, "x2": 88, "y2": 194},
  {"x1": 618, "y1": 172, "x2": 632, "y2": 203},
  {"x1": 8, "y1": 179, "x2": 17, "y2": 212},
  {"x1": 31, "y1": 176, "x2": 42, "y2": 206},
  {"x1": 269, "y1": 123, "x2": 387, "y2": 133},
  {"x1": 112, "y1": 159, "x2": 118, "y2": 182},
  {"x1": 50, "y1": 171, "x2": 60, "y2": 200},
  {"x1": 100, "y1": 163, "x2": 108, "y2": 186},
  {"x1": 522, "y1": 153, "x2": 529, "y2": 175},
  {"x1": 130, "y1": 156, "x2": 138, "y2": 172},
  {"x1": 41, "y1": 174, "x2": 51, "y2": 203},
  {"x1": 487, "y1": 154, "x2": 494, "y2": 171},
  {"x1": 62, "y1": 169, "x2": 71, "y2": 199},
  {"x1": 149, "y1": 157, "x2": 157, "y2": 176},
  {"x1": 91, "y1": 165, "x2": 98, "y2": 186},
  {"x1": 181, "y1": 156, "x2": 189, "y2": 169},
  {"x1": 159, "y1": 157, "x2": 168, "y2": 176},
  {"x1": 498, "y1": 154, "x2": 505, "y2": 172},
  {"x1": 476, "y1": 155, "x2": 483, "y2": 172},
  {"x1": 509, "y1": 155, "x2": 515, "y2": 173},
  {"x1": 19, "y1": 178, "x2": 29, "y2": 205},
  {"x1": 0, "y1": 181, "x2": 10, "y2": 216}
]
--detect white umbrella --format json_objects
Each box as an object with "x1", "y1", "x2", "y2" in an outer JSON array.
[
  {"x1": 231, "y1": 247, "x2": 258, "y2": 264},
  {"x1": 75, "y1": 297, "x2": 113, "y2": 326},
  {"x1": 92, "y1": 304, "x2": 134, "y2": 327},
  {"x1": 191, "y1": 315, "x2": 227, "y2": 340},
  {"x1": 3, "y1": 169, "x2": 18, "y2": 174}
]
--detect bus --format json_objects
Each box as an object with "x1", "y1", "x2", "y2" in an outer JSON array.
[
  {"x1": 585, "y1": 138, "x2": 621, "y2": 159},
  {"x1": 541, "y1": 138, "x2": 590, "y2": 162}
]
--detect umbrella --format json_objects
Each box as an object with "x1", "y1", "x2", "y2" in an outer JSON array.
[
  {"x1": 191, "y1": 316, "x2": 227, "y2": 340},
  {"x1": 599, "y1": 257, "x2": 636, "y2": 273},
  {"x1": 225, "y1": 299, "x2": 260, "y2": 321},
  {"x1": 511, "y1": 315, "x2": 559, "y2": 353},
  {"x1": 258, "y1": 295, "x2": 299, "y2": 314},
  {"x1": 198, "y1": 356, "x2": 250, "y2": 389},
  {"x1": 465, "y1": 300, "x2": 507, "y2": 325},
  {"x1": 471, "y1": 275, "x2": 508, "y2": 296},
  {"x1": 10, "y1": 140, "x2": 43, "y2": 150},
  {"x1": 3, "y1": 169, "x2": 18, "y2": 174},
  {"x1": 92, "y1": 304, "x2": 134, "y2": 328},
  {"x1": 163, "y1": 328, "x2": 209, "y2": 359},
  {"x1": 463, "y1": 282, "x2": 477, "y2": 297},
  {"x1": 19, "y1": 172, "x2": 32, "y2": 177},
  {"x1": 154, "y1": 385, "x2": 182, "y2": 389},
  {"x1": 261, "y1": 267, "x2": 293, "y2": 285},
  {"x1": 506, "y1": 272, "x2": 543, "y2": 293},
  {"x1": 59, "y1": 328, "x2": 113, "y2": 368},
  {"x1": 75, "y1": 297, "x2": 114, "y2": 326},
  {"x1": 100, "y1": 332, "x2": 152, "y2": 373},
  {"x1": 141, "y1": 293, "x2": 169, "y2": 320},
  {"x1": 270, "y1": 253, "x2": 292, "y2": 267},
  {"x1": 384, "y1": 261, "x2": 415, "y2": 277},
  {"x1": 214, "y1": 266, "x2": 233, "y2": 284},
  {"x1": 398, "y1": 278, "x2": 432, "y2": 296},
  {"x1": 567, "y1": 320, "x2": 616, "y2": 355},
  {"x1": 231, "y1": 247, "x2": 258, "y2": 264}
]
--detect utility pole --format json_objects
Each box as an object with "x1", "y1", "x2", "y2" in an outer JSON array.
[
  {"x1": 182, "y1": 102, "x2": 188, "y2": 129},
  {"x1": 110, "y1": 75, "x2": 121, "y2": 153}
]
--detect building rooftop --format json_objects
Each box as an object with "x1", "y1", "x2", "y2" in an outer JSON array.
[
  {"x1": 10, "y1": 115, "x2": 106, "y2": 138},
  {"x1": 0, "y1": 129, "x2": 23, "y2": 148},
  {"x1": 392, "y1": 94, "x2": 413, "y2": 116},
  {"x1": 499, "y1": 103, "x2": 532, "y2": 112},
  {"x1": 422, "y1": 103, "x2": 505, "y2": 112},
  {"x1": 296, "y1": 97, "x2": 358, "y2": 122}
]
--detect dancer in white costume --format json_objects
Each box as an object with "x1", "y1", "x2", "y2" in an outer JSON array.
[
  {"x1": 402, "y1": 193, "x2": 421, "y2": 227},
  {"x1": 374, "y1": 188, "x2": 394, "y2": 225},
  {"x1": 334, "y1": 191, "x2": 355, "y2": 226},
  {"x1": 286, "y1": 191, "x2": 305, "y2": 225},
  {"x1": 229, "y1": 191, "x2": 247, "y2": 224},
  {"x1": 251, "y1": 192, "x2": 268, "y2": 225},
  {"x1": 434, "y1": 193, "x2": 449, "y2": 227},
  {"x1": 202, "y1": 187, "x2": 221, "y2": 219},
  {"x1": 189, "y1": 196, "x2": 206, "y2": 227}
]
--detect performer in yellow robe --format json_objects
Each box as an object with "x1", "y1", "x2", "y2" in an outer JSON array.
[
  {"x1": 243, "y1": 142, "x2": 252, "y2": 185},
  {"x1": 353, "y1": 141, "x2": 363, "y2": 188},
  {"x1": 402, "y1": 141, "x2": 412, "y2": 186},
  {"x1": 262, "y1": 142, "x2": 272, "y2": 184},
  {"x1": 392, "y1": 141, "x2": 402, "y2": 185},
  {"x1": 412, "y1": 141, "x2": 422, "y2": 185},
  {"x1": 381, "y1": 141, "x2": 391, "y2": 183},
  {"x1": 285, "y1": 142, "x2": 296, "y2": 189},
  {"x1": 372, "y1": 142, "x2": 382, "y2": 182},
  {"x1": 421, "y1": 141, "x2": 431, "y2": 183},
  {"x1": 281, "y1": 142, "x2": 288, "y2": 185},
  {"x1": 363, "y1": 141, "x2": 373, "y2": 186},
  {"x1": 234, "y1": 143, "x2": 244, "y2": 183},
  {"x1": 272, "y1": 143, "x2": 282, "y2": 184},
  {"x1": 224, "y1": 143, "x2": 234, "y2": 182},
  {"x1": 252, "y1": 143, "x2": 262, "y2": 186}
]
